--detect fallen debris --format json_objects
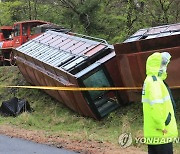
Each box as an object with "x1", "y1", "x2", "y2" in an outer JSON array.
[{"x1": 0, "y1": 97, "x2": 32, "y2": 116}]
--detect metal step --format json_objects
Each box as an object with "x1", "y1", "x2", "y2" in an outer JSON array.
[
  {"x1": 94, "y1": 97, "x2": 107, "y2": 108},
  {"x1": 96, "y1": 99, "x2": 119, "y2": 118}
]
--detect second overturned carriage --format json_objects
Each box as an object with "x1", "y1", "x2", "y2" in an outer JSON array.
[{"x1": 114, "y1": 23, "x2": 180, "y2": 102}]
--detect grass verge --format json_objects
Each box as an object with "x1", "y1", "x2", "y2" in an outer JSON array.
[{"x1": 0, "y1": 66, "x2": 180, "y2": 153}]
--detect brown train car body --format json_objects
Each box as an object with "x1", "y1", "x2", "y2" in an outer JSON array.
[
  {"x1": 14, "y1": 30, "x2": 123, "y2": 119},
  {"x1": 114, "y1": 23, "x2": 180, "y2": 102}
]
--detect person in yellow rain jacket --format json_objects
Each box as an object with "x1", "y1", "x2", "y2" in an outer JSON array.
[{"x1": 142, "y1": 52, "x2": 178, "y2": 154}]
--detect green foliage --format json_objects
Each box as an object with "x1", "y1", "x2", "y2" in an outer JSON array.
[
  {"x1": 36, "y1": 4, "x2": 61, "y2": 23},
  {"x1": 0, "y1": 1, "x2": 19, "y2": 25},
  {"x1": 58, "y1": 0, "x2": 103, "y2": 34},
  {"x1": 0, "y1": 0, "x2": 180, "y2": 44}
]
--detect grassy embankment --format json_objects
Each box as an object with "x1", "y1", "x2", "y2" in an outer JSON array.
[{"x1": 0, "y1": 66, "x2": 180, "y2": 152}]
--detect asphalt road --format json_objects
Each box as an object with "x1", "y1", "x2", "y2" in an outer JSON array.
[{"x1": 0, "y1": 135, "x2": 77, "y2": 154}]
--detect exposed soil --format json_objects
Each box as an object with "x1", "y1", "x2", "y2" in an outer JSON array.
[{"x1": 0, "y1": 125, "x2": 147, "y2": 154}]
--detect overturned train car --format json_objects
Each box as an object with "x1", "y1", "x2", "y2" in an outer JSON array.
[
  {"x1": 14, "y1": 23, "x2": 180, "y2": 119},
  {"x1": 14, "y1": 30, "x2": 125, "y2": 119},
  {"x1": 114, "y1": 23, "x2": 180, "y2": 102}
]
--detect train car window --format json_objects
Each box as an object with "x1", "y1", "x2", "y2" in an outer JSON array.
[
  {"x1": 30, "y1": 26, "x2": 39, "y2": 35},
  {"x1": 82, "y1": 69, "x2": 111, "y2": 101},
  {"x1": 1, "y1": 30, "x2": 12, "y2": 39},
  {"x1": 22, "y1": 24, "x2": 28, "y2": 36},
  {"x1": 30, "y1": 23, "x2": 45, "y2": 35},
  {"x1": 14, "y1": 24, "x2": 20, "y2": 36}
]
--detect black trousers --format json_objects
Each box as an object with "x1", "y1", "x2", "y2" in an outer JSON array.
[{"x1": 148, "y1": 142, "x2": 173, "y2": 154}]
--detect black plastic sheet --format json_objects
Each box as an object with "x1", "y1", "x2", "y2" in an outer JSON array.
[{"x1": 0, "y1": 97, "x2": 32, "y2": 116}]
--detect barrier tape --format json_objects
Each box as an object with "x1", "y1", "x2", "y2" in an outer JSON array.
[{"x1": 0, "y1": 85, "x2": 179, "y2": 91}]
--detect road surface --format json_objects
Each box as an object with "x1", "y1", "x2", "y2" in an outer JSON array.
[{"x1": 0, "y1": 135, "x2": 77, "y2": 154}]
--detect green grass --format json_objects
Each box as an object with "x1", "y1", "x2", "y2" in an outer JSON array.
[{"x1": 0, "y1": 66, "x2": 180, "y2": 153}]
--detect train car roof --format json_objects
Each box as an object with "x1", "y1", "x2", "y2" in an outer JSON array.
[
  {"x1": 16, "y1": 30, "x2": 113, "y2": 76},
  {"x1": 125, "y1": 23, "x2": 180, "y2": 42},
  {"x1": 14, "y1": 20, "x2": 49, "y2": 25},
  {"x1": 0, "y1": 26, "x2": 13, "y2": 30}
]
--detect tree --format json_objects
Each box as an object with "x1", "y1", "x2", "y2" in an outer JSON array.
[
  {"x1": 145, "y1": 0, "x2": 180, "y2": 25},
  {"x1": 0, "y1": 0, "x2": 179, "y2": 42},
  {"x1": 0, "y1": 1, "x2": 24, "y2": 25},
  {"x1": 48, "y1": 0, "x2": 102, "y2": 34}
]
